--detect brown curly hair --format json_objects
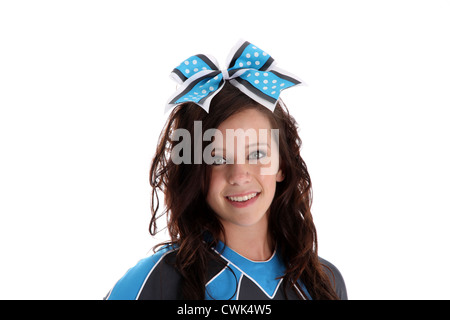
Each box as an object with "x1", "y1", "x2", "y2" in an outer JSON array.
[{"x1": 149, "y1": 83, "x2": 339, "y2": 299}]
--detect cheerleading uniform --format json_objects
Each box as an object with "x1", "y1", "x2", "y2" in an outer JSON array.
[{"x1": 105, "y1": 242, "x2": 347, "y2": 300}]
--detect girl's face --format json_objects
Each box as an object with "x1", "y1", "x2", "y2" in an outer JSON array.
[{"x1": 206, "y1": 108, "x2": 284, "y2": 230}]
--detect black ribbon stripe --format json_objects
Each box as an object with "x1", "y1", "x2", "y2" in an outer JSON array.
[
  {"x1": 196, "y1": 54, "x2": 219, "y2": 71},
  {"x1": 171, "y1": 68, "x2": 188, "y2": 82},
  {"x1": 270, "y1": 70, "x2": 301, "y2": 85},
  {"x1": 233, "y1": 77, "x2": 277, "y2": 104},
  {"x1": 259, "y1": 56, "x2": 275, "y2": 71},
  {"x1": 227, "y1": 41, "x2": 251, "y2": 77}
]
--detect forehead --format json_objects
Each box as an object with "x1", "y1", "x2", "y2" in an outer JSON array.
[{"x1": 216, "y1": 108, "x2": 273, "y2": 132}]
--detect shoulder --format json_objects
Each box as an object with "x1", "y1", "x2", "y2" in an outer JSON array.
[
  {"x1": 319, "y1": 257, "x2": 348, "y2": 300},
  {"x1": 105, "y1": 246, "x2": 181, "y2": 300}
]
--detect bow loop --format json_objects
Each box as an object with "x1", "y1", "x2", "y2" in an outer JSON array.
[
  {"x1": 225, "y1": 40, "x2": 275, "y2": 77},
  {"x1": 165, "y1": 40, "x2": 303, "y2": 113},
  {"x1": 170, "y1": 54, "x2": 220, "y2": 84}
]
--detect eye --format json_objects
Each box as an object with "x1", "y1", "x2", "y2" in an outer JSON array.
[
  {"x1": 248, "y1": 150, "x2": 266, "y2": 160},
  {"x1": 211, "y1": 156, "x2": 226, "y2": 165}
]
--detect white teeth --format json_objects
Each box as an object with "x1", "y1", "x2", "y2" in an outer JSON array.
[{"x1": 227, "y1": 192, "x2": 258, "y2": 202}]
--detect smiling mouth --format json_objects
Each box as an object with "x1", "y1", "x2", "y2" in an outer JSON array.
[{"x1": 226, "y1": 192, "x2": 260, "y2": 202}]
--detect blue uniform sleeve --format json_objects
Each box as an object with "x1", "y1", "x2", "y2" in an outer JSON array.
[{"x1": 105, "y1": 247, "x2": 173, "y2": 300}]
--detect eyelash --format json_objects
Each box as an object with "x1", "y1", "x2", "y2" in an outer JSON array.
[{"x1": 211, "y1": 150, "x2": 267, "y2": 165}]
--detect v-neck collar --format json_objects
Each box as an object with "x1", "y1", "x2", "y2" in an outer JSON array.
[{"x1": 213, "y1": 241, "x2": 285, "y2": 298}]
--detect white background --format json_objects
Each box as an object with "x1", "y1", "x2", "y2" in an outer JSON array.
[{"x1": 1, "y1": 0, "x2": 449, "y2": 299}]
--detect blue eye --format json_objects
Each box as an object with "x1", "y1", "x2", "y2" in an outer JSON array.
[
  {"x1": 248, "y1": 150, "x2": 266, "y2": 160},
  {"x1": 212, "y1": 156, "x2": 226, "y2": 165}
]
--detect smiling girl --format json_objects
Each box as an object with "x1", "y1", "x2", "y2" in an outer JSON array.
[
  {"x1": 105, "y1": 41, "x2": 347, "y2": 300},
  {"x1": 205, "y1": 107, "x2": 283, "y2": 262}
]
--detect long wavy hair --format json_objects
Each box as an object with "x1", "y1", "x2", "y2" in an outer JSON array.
[{"x1": 149, "y1": 83, "x2": 339, "y2": 299}]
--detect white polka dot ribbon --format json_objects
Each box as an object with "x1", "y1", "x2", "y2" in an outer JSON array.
[{"x1": 165, "y1": 39, "x2": 303, "y2": 113}]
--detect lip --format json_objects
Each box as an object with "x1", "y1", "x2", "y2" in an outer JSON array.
[{"x1": 225, "y1": 191, "x2": 261, "y2": 208}]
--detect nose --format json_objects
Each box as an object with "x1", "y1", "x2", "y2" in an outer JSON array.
[{"x1": 227, "y1": 163, "x2": 251, "y2": 186}]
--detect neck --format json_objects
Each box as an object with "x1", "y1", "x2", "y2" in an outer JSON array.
[{"x1": 219, "y1": 216, "x2": 274, "y2": 261}]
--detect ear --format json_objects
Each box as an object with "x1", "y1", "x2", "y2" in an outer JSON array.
[{"x1": 276, "y1": 169, "x2": 285, "y2": 182}]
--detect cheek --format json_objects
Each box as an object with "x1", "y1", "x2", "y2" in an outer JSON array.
[
  {"x1": 206, "y1": 170, "x2": 224, "y2": 202},
  {"x1": 260, "y1": 175, "x2": 278, "y2": 195}
]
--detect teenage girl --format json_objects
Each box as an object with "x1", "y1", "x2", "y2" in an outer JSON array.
[{"x1": 105, "y1": 40, "x2": 347, "y2": 300}]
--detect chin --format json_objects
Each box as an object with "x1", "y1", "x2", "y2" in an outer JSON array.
[{"x1": 219, "y1": 211, "x2": 268, "y2": 228}]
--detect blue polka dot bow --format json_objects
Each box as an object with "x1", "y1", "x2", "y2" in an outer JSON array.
[{"x1": 165, "y1": 40, "x2": 303, "y2": 113}]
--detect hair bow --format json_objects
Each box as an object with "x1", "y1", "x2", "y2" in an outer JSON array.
[{"x1": 165, "y1": 40, "x2": 303, "y2": 113}]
